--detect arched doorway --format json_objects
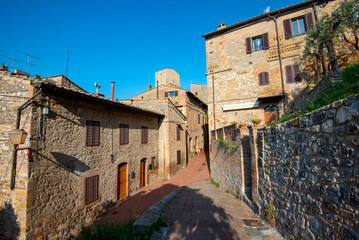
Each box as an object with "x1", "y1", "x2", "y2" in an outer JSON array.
[
  {"x1": 195, "y1": 136, "x2": 198, "y2": 153},
  {"x1": 264, "y1": 105, "x2": 279, "y2": 124},
  {"x1": 117, "y1": 163, "x2": 128, "y2": 200},
  {"x1": 140, "y1": 159, "x2": 146, "y2": 188}
]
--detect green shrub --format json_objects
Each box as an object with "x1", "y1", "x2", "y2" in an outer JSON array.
[
  {"x1": 70, "y1": 216, "x2": 166, "y2": 240},
  {"x1": 273, "y1": 62, "x2": 359, "y2": 125},
  {"x1": 225, "y1": 190, "x2": 230, "y2": 193},
  {"x1": 216, "y1": 137, "x2": 238, "y2": 153}
]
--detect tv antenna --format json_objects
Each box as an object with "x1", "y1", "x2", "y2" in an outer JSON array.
[
  {"x1": 95, "y1": 82, "x2": 101, "y2": 94},
  {"x1": 14, "y1": 49, "x2": 39, "y2": 73},
  {"x1": 66, "y1": 51, "x2": 70, "y2": 78},
  {"x1": 0, "y1": 54, "x2": 35, "y2": 72}
]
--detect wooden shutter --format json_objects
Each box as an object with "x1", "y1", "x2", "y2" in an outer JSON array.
[
  {"x1": 294, "y1": 64, "x2": 302, "y2": 82},
  {"x1": 120, "y1": 124, "x2": 129, "y2": 144},
  {"x1": 125, "y1": 125, "x2": 129, "y2": 144},
  {"x1": 177, "y1": 126, "x2": 180, "y2": 140},
  {"x1": 285, "y1": 65, "x2": 293, "y2": 83},
  {"x1": 305, "y1": 13, "x2": 314, "y2": 30},
  {"x1": 177, "y1": 150, "x2": 181, "y2": 164},
  {"x1": 175, "y1": 91, "x2": 178, "y2": 96},
  {"x1": 86, "y1": 122, "x2": 93, "y2": 145},
  {"x1": 245, "y1": 37, "x2": 252, "y2": 54},
  {"x1": 142, "y1": 127, "x2": 148, "y2": 143},
  {"x1": 165, "y1": 92, "x2": 168, "y2": 97},
  {"x1": 262, "y1": 33, "x2": 269, "y2": 49},
  {"x1": 198, "y1": 114, "x2": 200, "y2": 124},
  {"x1": 283, "y1": 19, "x2": 292, "y2": 39},
  {"x1": 264, "y1": 72, "x2": 269, "y2": 85},
  {"x1": 85, "y1": 175, "x2": 99, "y2": 205},
  {"x1": 93, "y1": 122, "x2": 100, "y2": 145},
  {"x1": 258, "y1": 72, "x2": 263, "y2": 86}
]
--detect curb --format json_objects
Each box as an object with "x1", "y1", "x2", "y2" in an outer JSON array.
[{"x1": 132, "y1": 186, "x2": 185, "y2": 234}]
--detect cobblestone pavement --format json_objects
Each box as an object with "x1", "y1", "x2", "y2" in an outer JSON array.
[
  {"x1": 97, "y1": 148, "x2": 210, "y2": 225},
  {"x1": 160, "y1": 181, "x2": 284, "y2": 240}
]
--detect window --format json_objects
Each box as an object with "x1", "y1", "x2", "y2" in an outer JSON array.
[
  {"x1": 258, "y1": 72, "x2": 269, "y2": 86},
  {"x1": 85, "y1": 175, "x2": 99, "y2": 205},
  {"x1": 177, "y1": 125, "x2": 181, "y2": 141},
  {"x1": 86, "y1": 121, "x2": 100, "y2": 146},
  {"x1": 120, "y1": 124, "x2": 129, "y2": 144},
  {"x1": 198, "y1": 114, "x2": 200, "y2": 124},
  {"x1": 283, "y1": 13, "x2": 314, "y2": 39},
  {"x1": 253, "y1": 36, "x2": 263, "y2": 51},
  {"x1": 285, "y1": 64, "x2": 302, "y2": 83},
  {"x1": 165, "y1": 91, "x2": 178, "y2": 97},
  {"x1": 246, "y1": 33, "x2": 269, "y2": 54},
  {"x1": 177, "y1": 150, "x2": 181, "y2": 164},
  {"x1": 195, "y1": 92, "x2": 198, "y2": 95},
  {"x1": 141, "y1": 126, "x2": 148, "y2": 144}
]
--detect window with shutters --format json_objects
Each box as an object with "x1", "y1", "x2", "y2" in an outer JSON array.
[
  {"x1": 285, "y1": 64, "x2": 302, "y2": 83},
  {"x1": 177, "y1": 126, "x2": 181, "y2": 141},
  {"x1": 246, "y1": 33, "x2": 269, "y2": 54},
  {"x1": 141, "y1": 126, "x2": 148, "y2": 144},
  {"x1": 120, "y1": 124, "x2": 129, "y2": 145},
  {"x1": 165, "y1": 91, "x2": 178, "y2": 97},
  {"x1": 198, "y1": 114, "x2": 200, "y2": 124},
  {"x1": 177, "y1": 150, "x2": 181, "y2": 164},
  {"x1": 86, "y1": 121, "x2": 100, "y2": 146},
  {"x1": 283, "y1": 13, "x2": 315, "y2": 39},
  {"x1": 84, "y1": 175, "x2": 99, "y2": 205},
  {"x1": 258, "y1": 72, "x2": 269, "y2": 86}
]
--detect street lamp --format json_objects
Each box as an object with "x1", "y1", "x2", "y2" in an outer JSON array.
[{"x1": 9, "y1": 129, "x2": 28, "y2": 147}]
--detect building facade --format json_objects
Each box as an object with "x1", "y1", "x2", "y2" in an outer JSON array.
[
  {"x1": 0, "y1": 71, "x2": 165, "y2": 239},
  {"x1": 130, "y1": 69, "x2": 208, "y2": 155},
  {"x1": 203, "y1": 0, "x2": 342, "y2": 134}
]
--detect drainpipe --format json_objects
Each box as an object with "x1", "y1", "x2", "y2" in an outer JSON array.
[
  {"x1": 156, "y1": 81, "x2": 159, "y2": 99},
  {"x1": 212, "y1": 75, "x2": 217, "y2": 138},
  {"x1": 270, "y1": 15, "x2": 287, "y2": 112},
  {"x1": 10, "y1": 88, "x2": 42, "y2": 190}
]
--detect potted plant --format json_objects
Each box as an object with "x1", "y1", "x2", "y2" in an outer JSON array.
[
  {"x1": 250, "y1": 118, "x2": 262, "y2": 126},
  {"x1": 239, "y1": 123, "x2": 247, "y2": 128}
]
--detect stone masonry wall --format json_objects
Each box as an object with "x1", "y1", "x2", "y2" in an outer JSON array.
[
  {"x1": 210, "y1": 93, "x2": 359, "y2": 239},
  {"x1": 26, "y1": 90, "x2": 160, "y2": 239},
  {"x1": 0, "y1": 71, "x2": 35, "y2": 240}
]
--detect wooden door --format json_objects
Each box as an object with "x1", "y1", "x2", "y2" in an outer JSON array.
[
  {"x1": 140, "y1": 159, "x2": 146, "y2": 188},
  {"x1": 117, "y1": 163, "x2": 128, "y2": 200},
  {"x1": 264, "y1": 105, "x2": 279, "y2": 124}
]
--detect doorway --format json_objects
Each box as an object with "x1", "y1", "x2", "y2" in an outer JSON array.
[
  {"x1": 117, "y1": 163, "x2": 128, "y2": 201},
  {"x1": 140, "y1": 159, "x2": 146, "y2": 188},
  {"x1": 264, "y1": 105, "x2": 279, "y2": 124}
]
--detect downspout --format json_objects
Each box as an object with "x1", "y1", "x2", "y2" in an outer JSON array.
[
  {"x1": 212, "y1": 75, "x2": 217, "y2": 138},
  {"x1": 10, "y1": 88, "x2": 42, "y2": 190},
  {"x1": 270, "y1": 15, "x2": 287, "y2": 112}
]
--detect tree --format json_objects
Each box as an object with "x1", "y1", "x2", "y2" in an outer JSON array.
[{"x1": 302, "y1": 0, "x2": 359, "y2": 74}]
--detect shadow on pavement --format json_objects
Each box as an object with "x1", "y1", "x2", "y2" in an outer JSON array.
[{"x1": 161, "y1": 186, "x2": 241, "y2": 240}]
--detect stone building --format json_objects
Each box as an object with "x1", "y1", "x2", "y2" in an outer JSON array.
[
  {"x1": 202, "y1": 0, "x2": 343, "y2": 134},
  {"x1": 130, "y1": 68, "x2": 208, "y2": 155},
  {"x1": 0, "y1": 71, "x2": 167, "y2": 239},
  {"x1": 190, "y1": 83, "x2": 208, "y2": 104}
]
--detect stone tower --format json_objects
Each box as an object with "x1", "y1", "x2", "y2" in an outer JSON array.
[{"x1": 155, "y1": 68, "x2": 180, "y2": 87}]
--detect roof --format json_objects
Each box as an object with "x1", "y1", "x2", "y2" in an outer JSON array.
[
  {"x1": 130, "y1": 84, "x2": 208, "y2": 109},
  {"x1": 202, "y1": 0, "x2": 330, "y2": 39},
  {"x1": 31, "y1": 81, "x2": 165, "y2": 117}
]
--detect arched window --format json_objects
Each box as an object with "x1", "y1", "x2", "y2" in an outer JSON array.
[{"x1": 258, "y1": 72, "x2": 269, "y2": 86}]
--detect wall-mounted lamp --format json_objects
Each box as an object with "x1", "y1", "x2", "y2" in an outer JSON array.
[
  {"x1": 9, "y1": 129, "x2": 28, "y2": 146},
  {"x1": 43, "y1": 106, "x2": 49, "y2": 115}
]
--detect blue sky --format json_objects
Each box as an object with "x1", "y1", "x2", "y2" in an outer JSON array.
[{"x1": 1, "y1": 0, "x2": 301, "y2": 99}]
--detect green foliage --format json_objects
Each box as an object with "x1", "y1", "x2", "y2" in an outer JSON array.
[
  {"x1": 266, "y1": 202, "x2": 275, "y2": 226},
  {"x1": 273, "y1": 62, "x2": 359, "y2": 125},
  {"x1": 236, "y1": 193, "x2": 241, "y2": 200},
  {"x1": 210, "y1": 177, "x2": 220, "y2": 188},
  {"x1": 189, "y1": 152, "x2": 194, "y2": 157},
  {"x1": 255, "y1": 138, "x2": 260, "y2": 146},
  {"x1": 70, "y1": 217, "x2": 167, "y2": 240},
  {"x1": 216, "y1": 137, "x2": 238, "y2": 153},
  {"x1": 250, "y1": 118, "x2": 261, "y2": 124},
  {"x1": 225, "y1": 189, "x2": 230, "y2": 193}
]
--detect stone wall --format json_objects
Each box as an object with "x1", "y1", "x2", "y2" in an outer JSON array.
[
  {"x1": 190, "y1": 83, "x2": 208, "y2": 104},
  {"x1": 205, "y1": 0, "x2": 342, "y2": 133},
  {"x1": 26, "y1": 88, "x2": 161, "y2": 239},
  {"x1": 0, "y1": 71, "x2": 35, "y2": 240},
  {"x1": 210, "y1": 93, "x2": 359, "y2": 239}
]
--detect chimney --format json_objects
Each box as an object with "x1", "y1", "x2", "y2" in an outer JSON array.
[
  {"x1": 148, "y1": 84, "x2": 151, "y2": 91},
  {"x1": 111, "y1": 82, "x2": 115, "y2": 100}
]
